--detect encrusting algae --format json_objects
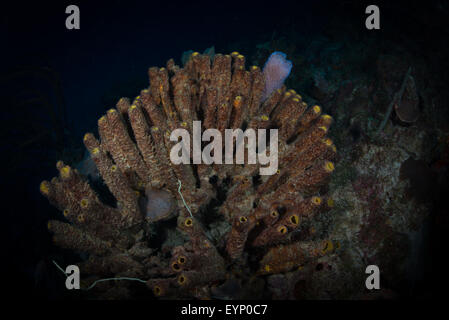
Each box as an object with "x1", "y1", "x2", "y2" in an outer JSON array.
[{"x1": 40, "y1": 51, "x2": 338, "y2": 299}]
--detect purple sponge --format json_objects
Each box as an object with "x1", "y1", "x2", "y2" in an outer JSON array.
[{"x1": 261, "y1": 51, "x2": 292, "y2": 101}]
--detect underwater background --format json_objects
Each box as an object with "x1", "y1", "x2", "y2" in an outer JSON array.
[{"x1": 1, "y1": 0, "x2": 448, "y2": 300}]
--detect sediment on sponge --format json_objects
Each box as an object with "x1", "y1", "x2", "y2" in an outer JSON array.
[{"x1": 41, "y1": 50, "x2": 337, "y2": 299}]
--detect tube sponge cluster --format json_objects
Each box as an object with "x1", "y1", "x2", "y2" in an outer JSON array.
[{"x1": 40, "y1": 50, "x2": 337, "y2": 299}]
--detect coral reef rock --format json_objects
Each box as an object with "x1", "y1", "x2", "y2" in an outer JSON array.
[{"x1": 40, "y1": 51, "x2": 337, "y2": 299}]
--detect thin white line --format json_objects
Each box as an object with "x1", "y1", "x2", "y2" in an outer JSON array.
[
  {"x1": 177, "y1": 179, "x2": 193, "y2": 217},
  {"x1": 84, "y1": 277, "x2": 146, "y2": 291},
  {"x1": 52, "y1": 260, "x2": 66, "y2": 274},
  {"x1": 52, "y1": 260, "x2": 146, "y2": 290}
]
